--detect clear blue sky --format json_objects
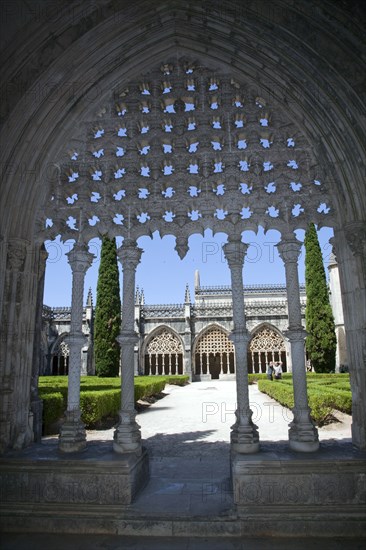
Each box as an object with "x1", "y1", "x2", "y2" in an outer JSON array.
[{"x1": 43, "y1": 226, "x2": 334, "y2": 307}]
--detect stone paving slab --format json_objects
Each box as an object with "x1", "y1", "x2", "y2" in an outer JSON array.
[
  {"x1": 2, "y1": 380, "x2": 363, "y2": 542},
  {"x1": 1, "y1": 533, "x2": 365, "y2": 550}
]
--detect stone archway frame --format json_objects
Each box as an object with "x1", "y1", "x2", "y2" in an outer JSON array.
[
  {"x1": 141, "y1": 325, "x2": 184, "y2": 375},
  {"x1": 248, "y1": 322, "x2": 288, "y2": 373},
  {"x1": 193, "y1": 323, "x2": 235, "y2": 377},
  {"x1": 36, "y1": 56, "x2": 335, "y2": 250}
]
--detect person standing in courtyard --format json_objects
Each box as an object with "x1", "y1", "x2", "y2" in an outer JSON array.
[
  {"x1": 274, "y1": 361, "x2": 283, "y2": 380},
  {"x1": 266, "y1": 361, "x2": 274, "y2": 380}
]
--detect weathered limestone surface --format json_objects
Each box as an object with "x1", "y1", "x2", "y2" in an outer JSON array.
[
  {"x1": 0, "y1": 0, "x2": 365, "y2": 537},
  {"x1": 1, "y1": 0, "x2": 365, "y2": 454},
  {"x1": 0, "y1": 445, "x2": 149, "y2": 508},
  {"x1": 0, "y1": 444, "x2": 365, "y2": 538}
]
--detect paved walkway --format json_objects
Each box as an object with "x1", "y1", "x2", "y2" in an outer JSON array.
[
  {"x1": 86, "y1": 380, "x2": 352, "y2": 452},
  {"x1": 2, "y1": 533, "x2": 365, "y2": 549},
  {"x1": 3, "y1": 381, "x2": 356, "y2": 549}
]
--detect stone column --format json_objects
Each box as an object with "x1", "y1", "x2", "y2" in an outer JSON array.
[
  {"x1": 223, "y1": 238, "x2": 259, "y2": 453},
  {"x1": 0, "y1": 239, "x2": 28, "y2": 452},
  {"x1": 184, "y1": 288, "x2": 192, "y2": 380},
  {"x1": 59, "y1": 242, "x2": 94, "y2": 453},
  {"x1": 333, "y1": 223, "x2": 366, "y2": 449},
  {"x1": 30, "y1": 244, "x2": 48, "y2": 443},
  {"x1": 277, "y1": 235, "x2": 319, "y2": 452},
  {"x1": 114, "y1": 241, "x2": 143, "y2": 454}
]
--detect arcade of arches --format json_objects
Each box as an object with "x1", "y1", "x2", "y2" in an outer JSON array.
[{"x1": 0, "y1": 1, "x2": 365, "y2": 530}]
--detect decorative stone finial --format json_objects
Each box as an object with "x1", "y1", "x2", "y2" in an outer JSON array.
[{"x1": 184, "y1": 284, "x2": 191, "y2": 303}]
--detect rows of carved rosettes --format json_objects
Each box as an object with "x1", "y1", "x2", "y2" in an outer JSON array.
[{"x1": 37, "y1": 59, "x2": 334, "y2": 254}]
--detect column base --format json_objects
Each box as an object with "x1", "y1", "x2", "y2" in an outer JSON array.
[
  {"x1": 288, "y1": 408, "x2": 319, "y2": 453},
  {"x1": 289, "y1": 439, "x2": 319, "y2": 452},
  {"x1": 231, "y1": 423, "x2": 260, "y2": 454},
  {"x1": 113, "y1": 413, "x2": 142, "y2": 455},
  {"x1": 59, "y1": 413, "x2": 86, "y2": 453}
]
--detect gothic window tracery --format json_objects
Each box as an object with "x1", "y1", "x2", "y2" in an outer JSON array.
[
  {"x1": 51, "y1": 339, "x2": 70, "y2": 375},
  {"x1": 248, "y1": 326, "x2": 287, "y2": 375},
  {"x1": 195, "y1": 327, "x2": 235, "y2": 379},
  {"x1": 144, "y1": 330, "x2": 183, "y2": 376}
]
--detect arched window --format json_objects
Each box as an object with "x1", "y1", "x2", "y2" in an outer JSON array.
[
  {"x1": 145, "y1": 330, "x2": 183, "y2": 375},
  {"x1": 51, "y1": 339, "x2": 70, "y2": 376},
  {"x1": 248, "y1": 326, "x2": 286, "y2": 374},
  {"x1": 195, "y1": 327, "x2": 235, "y2": 379}
]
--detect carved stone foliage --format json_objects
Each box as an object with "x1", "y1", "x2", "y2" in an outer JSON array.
[
  {"x1": 38, "y1": 59, "x2": 333, "y2": 251},
  {"x1": 195, "y1": 327, "x2": 234, "y2": 355},
  {"x1": 249, "y1": 326, "x2": 286, "y2": 353}
]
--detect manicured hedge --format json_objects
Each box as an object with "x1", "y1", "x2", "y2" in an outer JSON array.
[
  {"x1": 39, "y1": 374, "x2": 189, "y2": 433},
  {"x1": 80, "y1": 389, "x2": 120, "y2": 425},
  {"x1": 41, "y1": 392, "x2": 65, "y2": 427},
  {"x1": 258, "y1": 376, "x2": 352, "y2": 426}
]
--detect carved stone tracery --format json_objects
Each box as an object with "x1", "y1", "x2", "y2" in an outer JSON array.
[
  {"x1": 249, "y1": 327, "x2": 286, "y2": 353},
  {"x1": 147, "y1": 330, "x2": 183, "y2": 355},
  {"x1": 195, "y1": 327, "x2": 234, "y2": 355},
  {"x1": 38, "y1": 59, "x2": 333, "y2": 249}
]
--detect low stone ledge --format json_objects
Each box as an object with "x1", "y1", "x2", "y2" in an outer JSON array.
[
  {"x1": 0, "y1": 443, "x2": 149, "y2": 507},
  {"x1": 231, "y1": 449, "x2": 366, "y2": 510}
]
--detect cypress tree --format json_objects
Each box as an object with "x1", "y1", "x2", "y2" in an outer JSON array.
[
  {"x1": 304, "y1": 223, "x2": 336, "y2": 373},
  {"x1": 94, "y1": 236, "x2": 121, "y2": 377}
]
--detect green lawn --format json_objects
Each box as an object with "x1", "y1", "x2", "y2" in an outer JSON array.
[
  {"x1": 257, "y1": 373, "x2": 351, "y2": 426},
  {"x1": 39, "y1": 374, "x2": 189, "y2": 433}
]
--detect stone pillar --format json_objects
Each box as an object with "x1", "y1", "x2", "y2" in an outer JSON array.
[
  {"x1": 59, "y1": 242, "x2": 94, "y2": 453},
  {"x1": 0, "y1": 239, "x2": 28, "y2": 452},
  {"x1": 277, "y1": 235, "x2": 319, "y2": 452},
  {"x1": 30, "y1": 244, "x2": 48, "y2": 443},
  {"x1": 114, "y1": 241, "x2": 143, "y2": 455},
  {"x1": 333, "y1": 223, "x2": 366, "y2": 449},
  {"x1": 223, "y1": 238, "x2": 259, "y2": 453},
  {"x1": 184, "y1": 287, "x2": 192, "y2": 380}
]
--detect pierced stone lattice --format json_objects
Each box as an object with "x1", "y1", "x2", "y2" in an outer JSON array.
[
  {"x1": 249, "y1": 327, "x2": 286, "y2": 353},
  {"x1": 52, "y1": 339, "x2": 70, "y2": 376},
  {"x1": 146, "y1": 330, "x2": 183, "y2": 355},
  {"x1": 195, "y1": 327, "x2": 235, "y2": 377},
  {"x1": 39, "y1": 58, "x2": 333, "y2": 249},
  {"x1": 54, "y1": 340, "x2": 70, "y2": 358},
  {"x1": 196, "y1": 328, "x2": 234, "y2": 354},
  {"x1": 248, "y1": 326, "x2": 286, "y2": 374},
  {"x1": 145, "y1": 330, "x2": 183, "y2": 376}
]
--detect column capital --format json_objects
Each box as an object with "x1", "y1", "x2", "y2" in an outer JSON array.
[
  {"x1": 277, "y1": 236, "x2": 302, "y2": 264},
  {"x1": 343, "y1": 221, "x2": 366, "y2": 258},
  {"x1": 230, "y1": 329, "x2": 250, "y2": 345},
  {"x1": 64, "y1": 332, "x2": 87, "y2": 346},
  {"x1": 66, "y1": 242, "x2": 94, "y2": 274},
  {"x1": 6, "y1": 238, "x2": 29, "y2": 272},
  {"x1": 284, "y1": 329, "x2": 307, "y2": 342},
  {"x1": 117, "y1": 331, "x2": 139, "y2": 346},
  {"x1": 117, "y1": 241, "x2": 143, "y2": 270},
  {"x1": 223, "y1": 239, "x2": 248, "y2": 268}
]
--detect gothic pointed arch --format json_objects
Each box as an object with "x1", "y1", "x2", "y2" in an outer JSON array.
[
  {"x1": 37, "y1": 56, "x2": 333, "y2": 250},
  {"x1": 194, "y1": 324, "x2": 235, "y2": 379},
  {"x1": 50, "y1": 333, "x2": 70, "y2": 376},
  {"x1": 248, "y1": 323, "x2": 287, "y2": 374},
  {"x1": 1, "y1": 0, "x2": 366, "y2": 453},
  {"x1": 143, "y1": 325, "x2": 184, "y2": 376}
]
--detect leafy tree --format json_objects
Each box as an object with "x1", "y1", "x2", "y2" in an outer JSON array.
[
  {"x1": 304, "y1": 223, "x2": 336, "y2": 373},
  {"x1": 94, "y1": 236, "x2": 121, "y2": 376}
]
